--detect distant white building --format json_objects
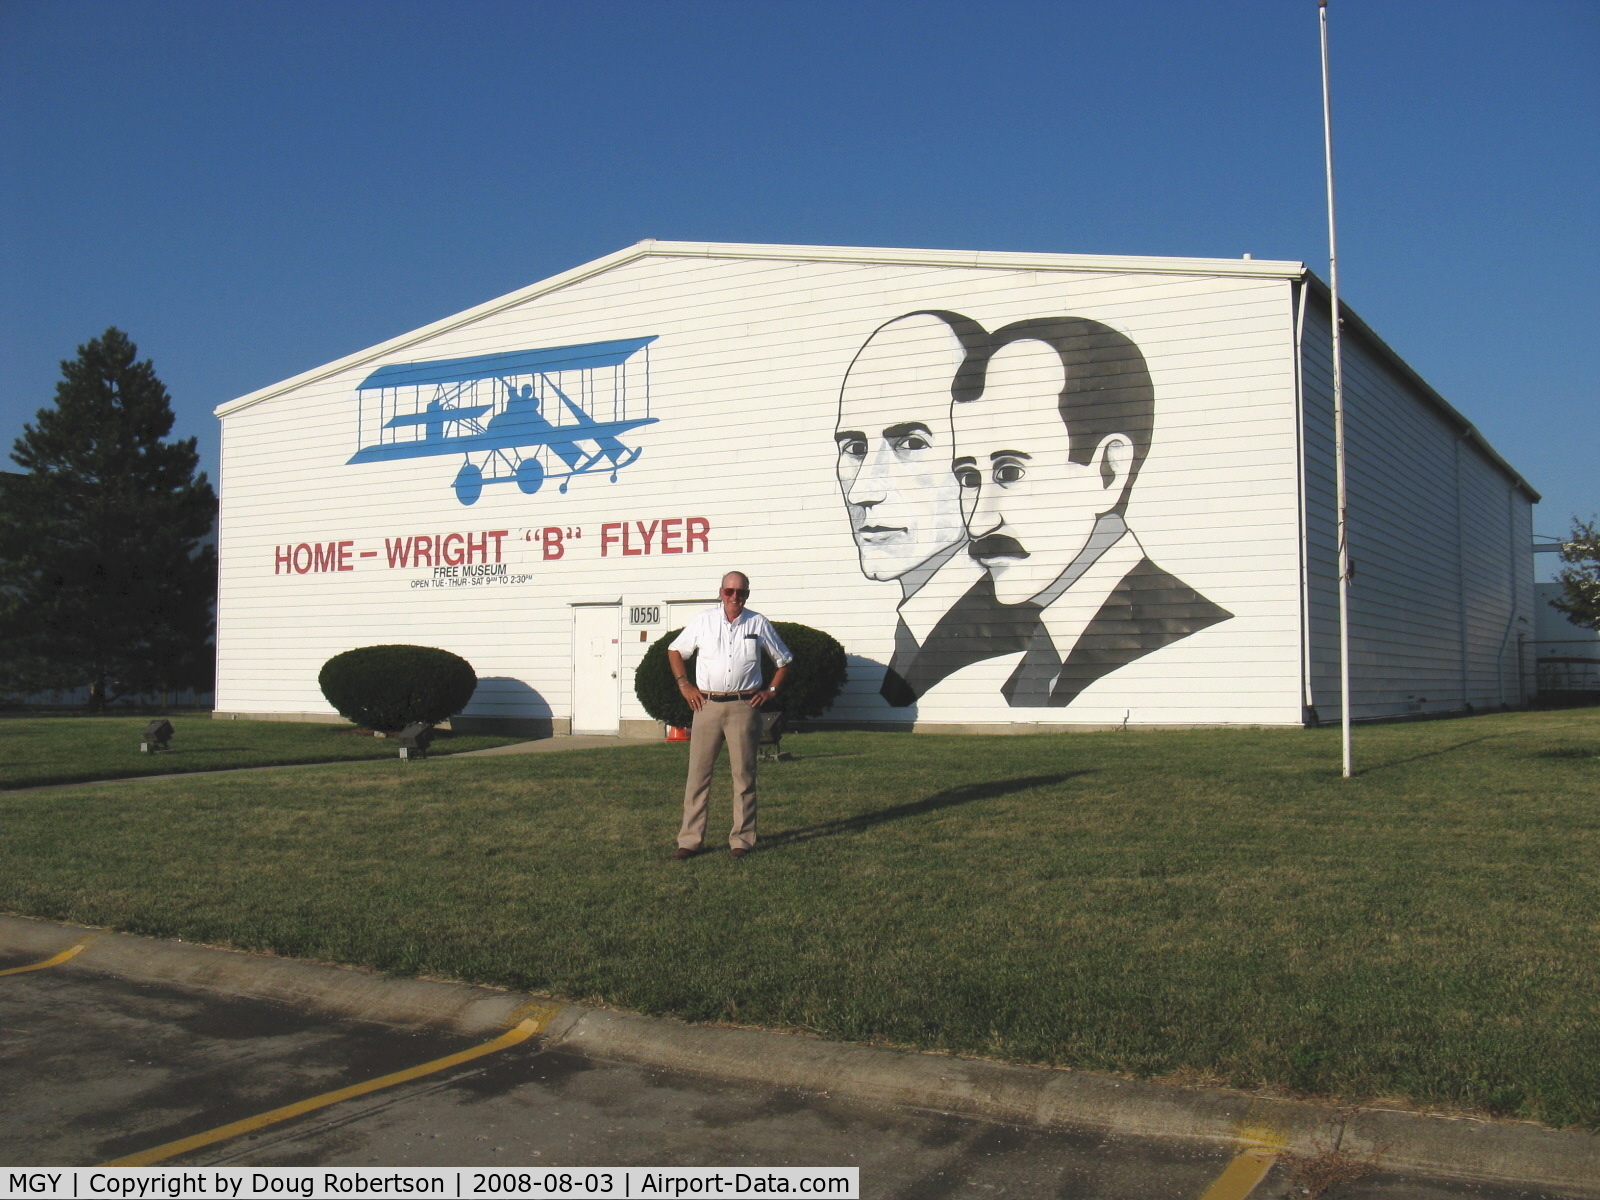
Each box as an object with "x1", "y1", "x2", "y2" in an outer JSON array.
[
  {"x1": 211, "y1": 241, "x2": 1538, "y2": 735},
  {"x1": 1533, "y1": 582, "x2": 1600, "y2": 695}
]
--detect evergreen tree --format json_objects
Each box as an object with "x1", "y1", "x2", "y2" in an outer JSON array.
[
  {"x1": 1552, "y1": 516, "x2": 1600, "y2": 631},
  {"x1": 0, "y1": 328, "x2": 217, "y2": 709}
]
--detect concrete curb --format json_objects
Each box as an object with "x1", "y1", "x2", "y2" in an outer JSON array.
[
  {"x1": 0, "y1": 913, "x2": 532, "y2": 1035},
  {"x1": 3, "y1": 914, "x2": 1595, "y2": 1194}
]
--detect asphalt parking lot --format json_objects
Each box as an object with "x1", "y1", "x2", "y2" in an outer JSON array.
[{"x1": 0, "y1": 942, "x2": 1583, "y2": 1199}]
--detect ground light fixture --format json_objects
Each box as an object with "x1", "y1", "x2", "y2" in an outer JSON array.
[
  {"x1": 396, "y1": 722, "x2": 434, "y2": 761},
  {"x1": 140, "y1": 719, "x2": 174, "y2": 753},
  {"x1": 757, "y1": 709, "x2": 789, "y2": 763}
]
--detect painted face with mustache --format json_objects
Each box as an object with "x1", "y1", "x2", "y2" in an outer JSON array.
[
  {"x1": 835, "y1": 315, "x2": 970, "y2": 582},
  {"x1": 953, "y1": 339, "x2": 1134, "y2": 606}
]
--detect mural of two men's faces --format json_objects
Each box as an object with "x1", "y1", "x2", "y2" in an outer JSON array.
[{"x1": 835, "y1": 311, "x2": 1231, "y2": 710}]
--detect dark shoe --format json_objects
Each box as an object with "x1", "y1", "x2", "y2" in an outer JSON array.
[
  {"x1": 728, "y1": 847, "x2": 749, "y2": 860},
  {"x1": 670, "y1": 847, "x2": 699, "y2": 861}
]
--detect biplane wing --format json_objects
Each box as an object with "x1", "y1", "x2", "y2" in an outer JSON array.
[
  {"x1": 356, "y1": 337, "x2": 655, "y2": 391},
  {"x1": 347, "y1": 415, "x2": 657, "y2": 464},
  {"x1": 383, "y1": 405, "x2": 492, "y2": 429}
]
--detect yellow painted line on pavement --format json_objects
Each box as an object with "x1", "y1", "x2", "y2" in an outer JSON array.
[
  {"x1": 105, "y1": 1004, "x2": 561, "y2": 1167},
  {"x1": 0, "y1": 937, "x2": 95, "y2": 976},
  {"x1": 1196, "y1": 1147, "x2": 1279, "y2": 1200},
  {"x1": 1196, "y1": 1114, "x2": 1289, "y2": 1200}
]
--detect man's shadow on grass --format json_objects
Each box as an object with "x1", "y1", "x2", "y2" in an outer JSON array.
[{"x1": 764, "y1": 772, "x2": 1091, "y2": 849}]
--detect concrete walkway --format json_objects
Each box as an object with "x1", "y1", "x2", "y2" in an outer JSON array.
[
  {"x1": 2, "y1": 732, "x2": 664, "y2": 794},
  {"x1": 453, "y1": 733, "x2": 662, "y2": 756},
  {"x1": 1, "y1": 914, "x2": 1593, "y2": 1195}
]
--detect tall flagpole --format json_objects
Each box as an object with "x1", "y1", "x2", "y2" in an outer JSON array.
[{"x1": 1319, "y1": 0, "x2": 1353, "y2": 777}]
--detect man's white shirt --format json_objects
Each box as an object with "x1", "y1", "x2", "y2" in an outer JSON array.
[{"x1": 670, "y1": 608, "x2": 793, "y2": 693}]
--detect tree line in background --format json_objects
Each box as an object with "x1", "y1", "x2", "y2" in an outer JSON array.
[
  {"x1": 0, "y1": 328, "x2": 216, "y2": 711},
  {"x1": 1552, "y1": 518, "x2": 1600, "y2": 632}
]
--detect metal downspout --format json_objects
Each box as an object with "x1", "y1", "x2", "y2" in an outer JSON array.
[{"x1": 1293, "y1": 278, "x2": 1315, "y2": 721}]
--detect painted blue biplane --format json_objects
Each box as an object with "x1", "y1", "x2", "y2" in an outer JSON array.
[{"x1": 347, "y1": 336, "x2": 658, "y2": 505}]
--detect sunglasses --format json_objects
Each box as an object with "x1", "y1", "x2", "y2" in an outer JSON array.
[{"x1": 721, "y1": 587, "x2": 749, "y2": 597}]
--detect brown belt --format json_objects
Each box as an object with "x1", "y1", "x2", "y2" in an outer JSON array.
[{"x1": 703, "y1": 691, "x2": 758, "y2": 702}]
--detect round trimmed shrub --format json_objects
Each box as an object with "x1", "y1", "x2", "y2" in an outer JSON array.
[
  {"x1": 635, "y1": 628, "x2": 694, "y2": 728},
  {"x1": 770, "y1": 622, "x2": 849, "y2": 719},
  {"x1": 634, "y1": 622, "x2": 847, "y2": 728},
  {"x1": 318, "y1": 645, "x2": 478, "y2": 733}
]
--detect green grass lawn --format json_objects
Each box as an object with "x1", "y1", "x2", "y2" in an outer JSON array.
[
  {"x1": 0, "y1": 716, "x2": 524, "y2": 788},
  {"x1": 2, "y1": 709, "x2": 1596, "y2": 1128}
]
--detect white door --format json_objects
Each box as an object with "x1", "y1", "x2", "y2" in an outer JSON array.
[{"x1": 572, "y1": 606, "x2": 621, "y2": 734}]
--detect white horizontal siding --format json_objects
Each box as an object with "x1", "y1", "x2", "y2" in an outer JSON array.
[
  {"x1": 1300, "y1": 288, "x2": 1535, "y2": 721},
  {"x1": 217, "y1": 251, "x2": 1306, "y2": 728}
]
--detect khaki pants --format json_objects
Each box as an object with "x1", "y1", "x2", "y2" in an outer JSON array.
[{"x1": 679, "y1": 699, "x2": 760, "y2": 851}]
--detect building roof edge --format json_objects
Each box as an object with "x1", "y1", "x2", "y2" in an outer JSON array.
[
  {"x1": 641, "y1": 239, "x2": 1306, "y2": 279},
  {"x1": 1300, "y1": 273, "x2": 1540, "y2": 504},
  {"x1": 214, "y1": 240, "x2": 1305, "y2": 420},
  {"x1": 214, "y1": 241, "x2": 659, "y2": 419}
]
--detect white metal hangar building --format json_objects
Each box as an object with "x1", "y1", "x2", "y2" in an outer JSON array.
[{"x1": 213, "y1": 240, "x2": 1537, "y2": 736}]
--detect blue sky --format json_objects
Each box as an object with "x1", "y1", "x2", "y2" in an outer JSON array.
[{"x1": 3, "y1": 0, "x2": 1595, "y2": 568}]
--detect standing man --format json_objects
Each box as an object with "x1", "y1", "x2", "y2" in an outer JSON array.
[{"x1": 667, "y1": 572, "x2": 792, "y2": 860}]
